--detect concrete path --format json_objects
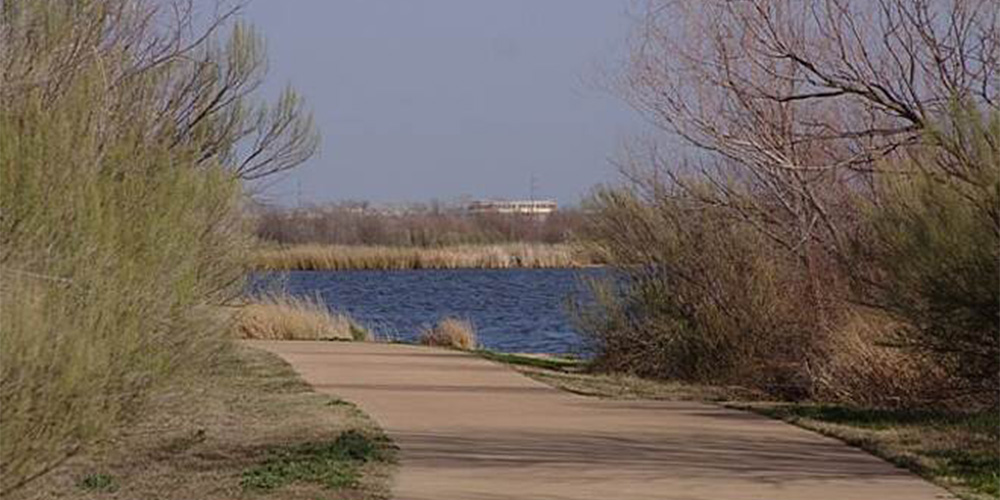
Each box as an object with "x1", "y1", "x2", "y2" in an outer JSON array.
[{"x1": 250, "y1": 341, "x2": 953, "y2": 500}]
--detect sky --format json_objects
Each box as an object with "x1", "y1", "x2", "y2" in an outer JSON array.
[{"x1": 241, "y1": 0, "x2": 645, "y2": 207}]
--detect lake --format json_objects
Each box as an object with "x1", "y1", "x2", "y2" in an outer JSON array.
[{"x1": 253, "y1": 268, "x2": 603, "y2": 355}]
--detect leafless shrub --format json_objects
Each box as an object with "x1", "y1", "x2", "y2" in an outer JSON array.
[
  {"x1": 621, "y1": 0, "x2": 997, "y2": 268},
  {"x1": 573, "y1": 186, "x2": 824, "y2": 398}
]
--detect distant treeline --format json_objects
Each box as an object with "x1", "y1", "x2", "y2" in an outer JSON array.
[{"x1": 254, "y1": 204, "x2": 587, "y2": 247}]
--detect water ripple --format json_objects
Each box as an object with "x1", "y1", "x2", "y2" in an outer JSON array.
[{"x1": 252, "y1": 268, "x2": 603, "y2": 355}]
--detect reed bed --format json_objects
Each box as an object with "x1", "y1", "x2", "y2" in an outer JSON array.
[
  {"x1": 251, "y1": 243, "x2": 596, "y2": 271},
  {"x1": 419, "y1": 317, "x2": 478, "y2": 351},
  {"x1": 235, "y1": 295, "x2": 370, "y2": 341}
]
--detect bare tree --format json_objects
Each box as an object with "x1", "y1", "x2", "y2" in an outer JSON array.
[
  {"x1": 620, "y1": 0, "x2": 998, "y2": 261},
  {"x1": 598, "y1": 0, "x2": 1000, "y2": 402}
]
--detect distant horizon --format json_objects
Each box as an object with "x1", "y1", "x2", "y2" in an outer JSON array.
[
  {"x1": 254, "y1": 192, "x2": 583, "y2": 211},
  {"x1": 242, "y1": 1, "x2": 645, "y2": 207}
]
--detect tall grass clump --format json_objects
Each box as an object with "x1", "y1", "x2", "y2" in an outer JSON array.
[
  {"x1": 0, "y1": 0, "x2": 316, "y2": 492},
  {"x1": 235, "y1": 294, "x2": 370, "y2": 341},
  {"x1": 419, "y1": 318, "x2": 478, "y2": 351}
]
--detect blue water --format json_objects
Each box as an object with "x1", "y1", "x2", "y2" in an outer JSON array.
[{"x1": 252, "y1": 268, "x2": 603, "y2": 354}]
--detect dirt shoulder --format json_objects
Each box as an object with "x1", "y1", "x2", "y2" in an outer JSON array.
[{"x1": 12, "y1": 344, "x2": 396, "y2": 500}]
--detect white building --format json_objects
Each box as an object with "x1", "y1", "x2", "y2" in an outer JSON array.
[{"x1": 468, "y1": 199, "x2": 557, "y2": 216}]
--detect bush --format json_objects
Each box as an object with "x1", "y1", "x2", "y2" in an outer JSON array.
[
  {"x1": 574, "y1": 106, "x2": 998, "y2": 407},
  {"x1": 573, "y1": 187, "x2": 823, "y2": 397},
  {"x1": 852, "y1": 105, "x2": 1000, "y2": 405},
  {"x1": 581, "y1": 0, "x2": 998, "y2": 409},
  {"x1": 419, "y1": 318, "x2": 478, "y2": 351},
  {"x1": 0, "y1": 91, "x2": 246, "y2": 490},
  {"x1": 0, "y1": 0, "x2": 315, "y2": 492}
]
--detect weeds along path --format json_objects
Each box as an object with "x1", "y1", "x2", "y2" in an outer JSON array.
[{"x1": 250, "y1": 341, "x2": 952, "y2": 500}]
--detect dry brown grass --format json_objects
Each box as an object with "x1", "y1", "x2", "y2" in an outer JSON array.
[
  {"x1": 418, "y1": 317, "x2": 478, "y2": 351},
  {"x1": 8, "y1": 344, "x2": 396, "y2": 500},
  {"x1": 234, "y1": 295, "x2": 369, "y2": 341},
  {"x1": 251, "y1": 243, "x2": 595, "y2": 271},
  {"x1": 811, "y1": 313, "x2": 952, "y2": 407}
]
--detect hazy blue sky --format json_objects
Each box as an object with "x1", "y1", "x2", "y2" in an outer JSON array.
[{"x1": 243, "y1": 1, "x2": 644, "y2": 207}]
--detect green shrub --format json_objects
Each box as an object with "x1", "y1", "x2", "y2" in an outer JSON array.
[
  {"x1": 0, "y1": 78, "x2": 247, "y2": 491},
  {"x1": 0, "y1": 0, "x2": 315, "y2": 492},
  {"x1": 854, "y1": 105, "x2": 1000, "y2": 405}
]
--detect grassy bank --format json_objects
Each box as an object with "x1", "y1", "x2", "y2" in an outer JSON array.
[
  {"x1": 10, "y1": 344, "x2": 397, "y2": 500},
  {"x1": 748, "y1": 405, "x2": 999, "y2": 500},
  {"x1": 492, "y1": 359, "x2": 998, "y2": 500},
  {"x1": 251, "y1": 243, "x2": 597, "y2": 271}
]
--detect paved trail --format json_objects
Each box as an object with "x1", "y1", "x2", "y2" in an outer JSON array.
[{"x1": 251, "y1": 341, "x2": 952, "y2": 500}]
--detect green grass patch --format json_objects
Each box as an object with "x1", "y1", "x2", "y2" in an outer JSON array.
[
  {"x1": 475, "y1": 350, "x2": 585, "y2": 372},
  {"x1": 10, "y1": 346, "x2": 396, "y2": 500},
  {"x1": 77, "y1": 473, "x2": 117, "y2": 493},
  {"x1": 927, "y1": 448, "x2": 1000, "y2": 498},
  {"x1": 241, "y1": 430, "x2": 395, "y2": 492},
  {"x1": 755, "y1": 405, "x2": 983, "y2": 431}
]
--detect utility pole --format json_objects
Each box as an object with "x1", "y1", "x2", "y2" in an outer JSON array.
[{"x1": 528, "y1": 173, "x2": 539, "y2": 240}]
